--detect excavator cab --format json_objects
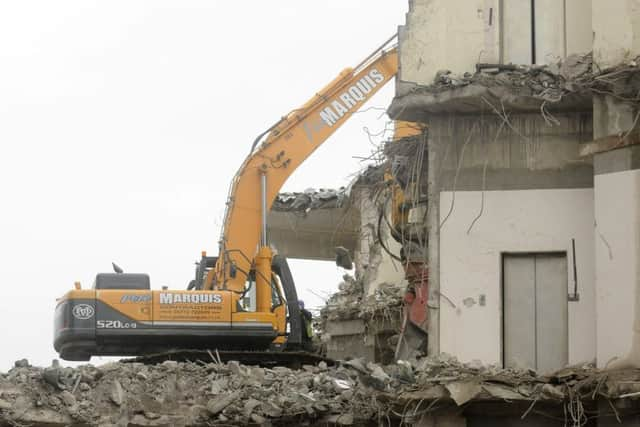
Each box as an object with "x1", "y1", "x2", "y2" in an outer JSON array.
[{"x1": 188, "y1": 252, "x2": 302, "y2": 349}]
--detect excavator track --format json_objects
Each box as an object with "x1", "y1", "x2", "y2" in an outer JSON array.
[{"x1": 122, "y1": 349, "x2": 335, "y2": 369}]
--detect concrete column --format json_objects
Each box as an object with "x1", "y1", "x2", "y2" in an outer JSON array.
[
  {"x1": 593, "y1": 147, "x2": 640, "y2": 367},
  {"x1": 593, "y1": 95, "x2": 640, "y2": 367},
  {"x1": 592, "y1": 0, "x2": 640, "y2": 367}
]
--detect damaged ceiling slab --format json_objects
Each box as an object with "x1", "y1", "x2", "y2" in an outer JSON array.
[
  {"x1": 267, "y1": 164, "x2": 387, "y2": 261},
  {"x1": 267, "y1": 188, "x2": 359, "y2": 261},
  {"x1": 388, "y1": 53, "x2": 633, "y2": 121}
]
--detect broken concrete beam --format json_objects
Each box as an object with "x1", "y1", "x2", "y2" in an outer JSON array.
[{"x1": 325, "y1": 319, "x2": 367, "y2": 336}]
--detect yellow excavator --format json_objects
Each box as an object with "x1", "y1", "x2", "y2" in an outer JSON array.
[{"x1": 53, "y1": 35, "x2": 409, "y2": 362}]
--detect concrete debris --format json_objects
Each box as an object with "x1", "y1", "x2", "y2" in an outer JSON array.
[
  {"x1": 334, "y1": 246, "x2": 354, "y2": 270},
  {"x1": 420, "y1": 55, "x2": 596, "y2": 104},
  {"x1": 559, "y1": 53, "x2": 591, "y2": 81},
  {"x1": 395, "y1": 53, "x2": 640, "y2": 114},
  {"x1": 384, "y1": 135, "x2": 428, "y2": 193},
  {"x1": 273, "y1": 187, "x2": 347, "y2": 212},
  {"x1": 110, "y1": 379, "x2": 124, "y2": 406},
  {"x1": 13, "y1": 359, "x2": 29, "y2": 369},
  {"x1": 353, "y1": 164, "x2": 386, "y2": 186},
  {"x1": 336, "y1": 412, "x2": 354, "y2": 425},
  {"x1": 319, "y1": 277, "x2": 405, "y2": 364},
  {"x1": 1, "y1": 356, "x2": 640, "y2": 426},
  {"x1": 0, "y1": 358, "x2": 393, "y2": 426},
  {"x1": 320, "y1": 275, "x2": 403, "y2": 323},
  {"x1": 207, "y1": 391, "x2": 239, "y2": 415},
  {"x1": 445, "y1": 381, "x2": 482, "y2": 405}
]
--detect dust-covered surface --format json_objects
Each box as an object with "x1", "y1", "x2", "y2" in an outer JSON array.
[{"x1": 2, "y1": 356, "x2": 640, "y2": 426}]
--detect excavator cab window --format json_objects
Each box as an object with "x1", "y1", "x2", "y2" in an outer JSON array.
[
  {"x1": 238, "y1": 272, "x2": 257, "y2": 312},
  {"x1": 270, "y1": 275, "x2": 285, "y2": 311}
]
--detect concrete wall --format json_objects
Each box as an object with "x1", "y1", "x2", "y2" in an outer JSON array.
[
  {"x1": 429, "y1": 113, "x2": 593, "y2": 192},
  {"x1": 425, "y1": 113, "x2": 595, "y2": 366},
  {"x1": 394, "y1": 0, "x2": 640, "y2": 370},
  {"x1": 566, "y1": 0, "x2": 593, "y2": 56},
  {"x1": 399, "y1": 0, "x2": 499, "y2": 86},
  {"x1": 501, "y1": 0, "x2": 531, "y2": 65},
  {"x1": 594, "y1": 168, "x2": 640, "y2": 367},
  {"x1": 534, "y1": 0, "x2": 592, "y2": 63},
  {"x1": 593, "y1": 0, "x2": 640, "y2": 69},
  {"x1": 590, "y1": 0, "x2": 640, "y2": 366},
  {"x1": 534, "y1": 0, "x2": 566, "y2": 63},
  {"x1": 439, "y1": 189, "x2": 596, "y2": 368},
  {"x1": 399, "y1": 0, "x2": 592, "y2": 88}
]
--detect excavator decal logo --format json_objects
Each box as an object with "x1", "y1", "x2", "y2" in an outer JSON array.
[
  {"x1": 72, "y1": 304, "x2": 94, "y2": 320},
  {"x1": 302, "y1": 68, "x2": 385, "y2": 144},
  {"x1": 319, "y1": 69, "x2": 384, "y2": 127},
  {"x1": 159, "y1": 293, "x2": 223, "y2": 304},
  {"x1": 120, "y1": 295, "x2": 152, "y2": 303}
]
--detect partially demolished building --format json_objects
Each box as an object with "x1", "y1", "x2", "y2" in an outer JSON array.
[
  {"x1": 389, "y1": 0, "x2": 640, "y2": 375},
  {"x1": 275, "y1": 0, "x2": 640, "y2": 376},
  {"x1": 5, "y1": 1, "x2": 640, "y2": 426}
]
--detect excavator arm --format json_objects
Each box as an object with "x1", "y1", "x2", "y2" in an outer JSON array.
[{"x1": 205, "y1": 36, "x2": 398, "y2": 295}]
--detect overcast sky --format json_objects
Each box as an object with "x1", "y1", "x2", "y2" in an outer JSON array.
[{"x1": 0, "y1": 1, "x2": 407, "y2": 370}]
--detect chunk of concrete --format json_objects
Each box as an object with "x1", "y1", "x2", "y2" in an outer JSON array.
[
  {"x1": 0, "y1": 399, "x2": 11, "y2": 410},
  {"x1": 207, "y1": 391, "x2": 240, "y2": 415},
  {"x1": 42, "y1": 367, "x2": 62, "y2": 389},
  {"x1": 59, "y1": 390, "x2": 76, "y2": 407},
  {"x1": 251, "y1": 413, "x2": 267, "y2": 424},
  {"x1": 14, "y1": 359, "x2": 29, "y2": 368},
  {"x1": 337, "y1": 412, "x2": 354, "y2": 425},
  {"x1": 110, "y1": 380, "x2": 124, "y2": 406},
  {"x1": 335, "y1": 246, "x2": 353, "y2": 270},
  {"x1": 445, "y1": 381, "x2": 482, "y2": 406},
  {"x1": 243, "y1": 398, "x2": 262, "y2": 418}
]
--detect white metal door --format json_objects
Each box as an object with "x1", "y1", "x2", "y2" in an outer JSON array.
[{"x1": 503, "y1": 253, "x2": 568, "y2": 373}]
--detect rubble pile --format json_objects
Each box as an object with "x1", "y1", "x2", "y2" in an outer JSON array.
[
  {"x1": 320, "y1": 275, "x2": 364, "y2": 321},
  {"x1": 2, "y1": 356, "x2": 640, "y2": 426},
  {"x1": 402, "y1": 53, "x2": 640, "y2": 108},
  {"x1": 320, "y1": 275, "x2": 403, "y2": 325},
  {"x1": 0, "y1": 358, "x2": 383, "y2": 426},
  {"x1": 388, "y1": 354, "x2": 640, "y2": 423},
  {"x1": 272, "y1": 165, "x2": 387, "y2": 214},
  {"x1": 273, "y1": 188, "x2": 347, "y2": 213},
  {"x1": 424, "y1": 54, "x2": 593, "y2": 103},
  {"x1": 384, "y1": 135, "x2": 428, "y2": 193}
]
